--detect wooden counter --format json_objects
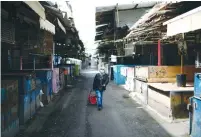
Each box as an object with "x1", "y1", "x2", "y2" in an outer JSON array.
[
  {"x1": 147, "y1": 82, "x2": 194, "y2": 120},
  {"x1": 148, "y1": 82, "x2": 194, "y2": 92}
]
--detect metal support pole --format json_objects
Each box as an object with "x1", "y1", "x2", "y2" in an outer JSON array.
[
  {"x1": 181, "y1": 33, "x2": 185, "y2": 74},
  {"x1": 181, "y1": 54, "x2": 183, "y2": 74},
  {"x1": 52, "y1": 42, "x2": 55, "y2": 70},
  {"x1": 20, "y1": 56, "x2": 23, "y2": 70},
  {"x1": 33, "y1": 57, "x2": 35, "y2": 70},
  {"x1": 158, "y1": 40, "x2": 161, "y2": 66}
]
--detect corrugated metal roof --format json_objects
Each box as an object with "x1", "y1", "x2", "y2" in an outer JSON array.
[{"x1": 129, "y1": 2, "x2": 170, "y2": 31}]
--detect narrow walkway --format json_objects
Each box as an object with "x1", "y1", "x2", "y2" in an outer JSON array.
[{"x1": 16, "y1": 69, "x2": 178, "y2": 137}]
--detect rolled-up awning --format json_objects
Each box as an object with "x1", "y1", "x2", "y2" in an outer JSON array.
[
  {"x1": 23, "y1": 1, "x2": 46, "y2": 20},
  {"x1": 39, "y1": 18, "x2": 55, "y2": 34},
  {"x1": 57, "y1": 18, "x2": 66, "y2": 34},
  {"x1": 163, "y1": 6, "x2": 201, "y2": 36}
]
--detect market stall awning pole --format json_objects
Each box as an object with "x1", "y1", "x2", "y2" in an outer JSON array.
[{"x1": 20, "y1": 56, "x2": 23, "y2": 70}]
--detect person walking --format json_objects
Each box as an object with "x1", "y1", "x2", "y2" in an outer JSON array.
[{"x1": 93, "y1": 67, "x2": 109, "y2": 110}]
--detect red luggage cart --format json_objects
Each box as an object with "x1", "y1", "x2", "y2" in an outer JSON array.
[{"x1": 87, "y1": 89, "x2": 97, "y2": 105}]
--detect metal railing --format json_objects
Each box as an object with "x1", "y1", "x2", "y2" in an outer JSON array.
[{"x1": 9, "y1": 56, "x2": 52, "y2": 70}]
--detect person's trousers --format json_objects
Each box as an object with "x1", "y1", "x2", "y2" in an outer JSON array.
[{"x1": 95, "y1": 90, "x2": 103, "y2": 108}]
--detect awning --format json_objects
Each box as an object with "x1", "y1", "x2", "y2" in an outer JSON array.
[
  {"x1": 39, "y1": 18, "x2": 55, "y2": 34},
  {"x1": 23, "y1": 1, "x2": 46, "y2": 20},
  {"x1": 57, "y1": 18, "x2": 66, "y2": 34},
  {"x1": 96, "y1": 24, "x2": 108, "y2": 29},
  {"x1": 163, "y1": 6, "x2": 201, "y2": 36},
  {"x1": 44, "y1": 5, "x2": 71, "y2": 28}
]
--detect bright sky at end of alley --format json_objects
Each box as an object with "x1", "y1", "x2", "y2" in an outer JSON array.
[{"x1": 57, "y1": 0, "x2": 146, "y2": 54}]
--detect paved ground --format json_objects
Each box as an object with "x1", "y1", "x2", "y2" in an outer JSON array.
[{"x1": 16, "y1": 68, "x2": 183, "y2": 137}]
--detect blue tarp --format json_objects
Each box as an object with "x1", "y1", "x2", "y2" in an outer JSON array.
[{"x1": 113, "y1": 65, "x2": 136, "y2": 85}]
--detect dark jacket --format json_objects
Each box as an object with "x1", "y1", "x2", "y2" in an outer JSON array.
[{"x1": 93, "y1": 73, "x2": 109, "y2": 91}]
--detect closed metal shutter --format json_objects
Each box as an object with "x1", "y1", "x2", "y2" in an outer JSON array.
[{"x1": 1, "y1": 19, "x2": 15, "y2": 44}]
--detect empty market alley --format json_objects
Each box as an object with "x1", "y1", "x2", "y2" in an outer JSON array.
[{"x1": 15, "y1": 68, "x2": 180, "y2": 137}]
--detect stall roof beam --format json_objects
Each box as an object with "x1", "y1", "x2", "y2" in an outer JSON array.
[{"x1": 163, "y1": 6, "x2": 201, "y2": 36}]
